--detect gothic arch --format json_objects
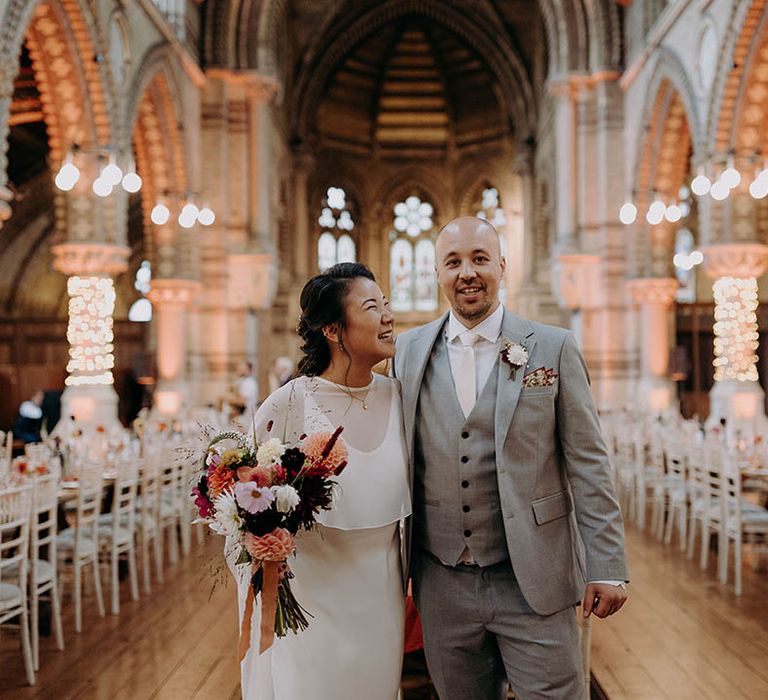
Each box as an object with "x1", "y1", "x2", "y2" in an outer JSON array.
[
  {"x1": 373, "y1": 167, "x2": 454, "y2": 228},
  {"x1": 707, "y1": 0, "x2": 768, "y2": 154},
  {"x1": 536, "y1": 0, "x2": 622, "y2": 76},
  {"x1": 0, "y1": 0, "x2": 115, "y2": 200},
  {"x1": 126, "y1": 43, "x2": 186, "y2": 189},
  {"x1": 292, "y1": 0, "x2": 536, "y2": 147},
  {"x1": 632, "y1": 52, "x2": 698, "y2": 277}
]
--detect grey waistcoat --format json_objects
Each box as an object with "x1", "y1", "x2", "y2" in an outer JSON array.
[{"x1": 413, "y1": 330, "x2": 509, "y2": 567}]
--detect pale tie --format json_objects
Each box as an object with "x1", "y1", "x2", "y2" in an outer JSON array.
[{"x1": 455, "y1": 330, "x2": 478, "y2": 418}]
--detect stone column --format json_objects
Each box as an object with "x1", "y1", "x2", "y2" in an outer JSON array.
[
  {"x1": 552, "y1": 254, "x2": 602, "y2": 348},
  {"x1": 51, "y1": 242, "x2": 130, "y2": 427},
  {"x1": 147, "y1": 279, "x2": 199, "y2": 416},
  {"x1": 702, "y1": 243, "x2": 768, "y2": 435},
  {"x1": 627, "y1": 278, "x2": 679, "y2": 413}
]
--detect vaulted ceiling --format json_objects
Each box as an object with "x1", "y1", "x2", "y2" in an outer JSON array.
[{"x1": 314, "y1": 18, "x2": 513, "y2": 157}]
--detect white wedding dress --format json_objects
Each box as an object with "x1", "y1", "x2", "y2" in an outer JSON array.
[{"x1": 228, "y1": 374, "x2": 411, "y2": 700}]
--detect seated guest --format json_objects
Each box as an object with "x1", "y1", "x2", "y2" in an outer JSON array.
[{"x1": 14, "y1": 389, "x2": 44, "y2": 443}]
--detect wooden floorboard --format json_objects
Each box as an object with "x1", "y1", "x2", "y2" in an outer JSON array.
[
  {"x1": 0, "y1": 534, "x2": 241, "y2": 700},
  {"x1": 5, "y1": 524, "x2": 767, "y2": 699},
  {"x1": 591, "y1": 526, "x2": 768, "y2": 699}
]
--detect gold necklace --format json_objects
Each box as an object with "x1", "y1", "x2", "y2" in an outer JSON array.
[{"x1": 322, "y1": 376, "x2": 373, "y2": 410}]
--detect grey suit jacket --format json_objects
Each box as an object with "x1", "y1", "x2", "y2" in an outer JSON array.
[{"x1": 394, "y1": 309, "x2": 628, "y2": 615}]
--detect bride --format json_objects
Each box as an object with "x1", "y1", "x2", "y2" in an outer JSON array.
[{"x1": 229, "y1": 262, "x2": 411, "y2": 700}]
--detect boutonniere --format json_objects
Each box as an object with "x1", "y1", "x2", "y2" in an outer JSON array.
[{"x1": 501, "y1": 340, "x2": 528, "y2": 380}]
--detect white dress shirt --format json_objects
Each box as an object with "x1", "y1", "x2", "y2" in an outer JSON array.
[
  {"x1": 447, "y1": 303, "x2": 504, "y2": 407},
  {"x1": 445, "y1": 305, "x2": 624, "y2": 588}
]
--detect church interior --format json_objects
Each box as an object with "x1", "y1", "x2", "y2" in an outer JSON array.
[{"x1": 2, "y1": 0, "x2": 768, "y2": 697}]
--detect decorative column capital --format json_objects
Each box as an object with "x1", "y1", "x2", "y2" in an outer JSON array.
[
  {"x1": 627, "y1": 277, "x2": 679, "y2": 306},
  {"x1": 702, "y1": 243, "x2": 768, "y2": 279},
  {"x1": 147, "y1": 278, "x2": 200, "y2": 307},
  {"x1": 51, "y1": 242, "x2": 130, "y2": 276},
  {"x1": 552, "y1": 254, "x2": 602, "y2": 311},
  {"x1": 206, "y1": 69, "x2": 279, "y2": 104}
]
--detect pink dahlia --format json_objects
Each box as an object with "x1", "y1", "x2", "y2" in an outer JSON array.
[
  {"x1": 301, "y1": 430, "x2": 348, "y2": 477},
  {"x1": 234, "y1": 481, "x2": 275, "y2": 514},
  {"x1": 245, "y1": 528, "x2": 295, "y2": 561}
]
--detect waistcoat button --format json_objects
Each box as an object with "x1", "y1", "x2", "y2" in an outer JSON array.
[
  {"x1": 461, "y1": 480, "x2": 469, "y2": 488},
  {"x1": 464, "y1": 529, "x2": 472, "y2": 537},
  {"x1": 461, "y1": 456, "x2": 469, "y2": 463},
  {"x1": 461, "y1": 431, "x2": 469, "y2": 439},
  {"x1": 462, "y1": 505, "x2": 470, "y2": 513}
]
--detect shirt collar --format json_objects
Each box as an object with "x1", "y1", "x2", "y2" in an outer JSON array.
[{"x1": 447, "y1": 303, "x2": 504, "y2": 344}]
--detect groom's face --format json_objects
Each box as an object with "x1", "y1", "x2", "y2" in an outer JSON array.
[{"x1": 435, "y1": 217, "x2": 506, "y2": 327}]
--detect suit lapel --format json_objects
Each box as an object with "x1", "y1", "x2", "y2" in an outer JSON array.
[
  {"x1": 494, "y1": 310, "x2": 536, "y2": 457},
  {"x1": 403, "y1": 312, "x2": 448, "y2": 460}
]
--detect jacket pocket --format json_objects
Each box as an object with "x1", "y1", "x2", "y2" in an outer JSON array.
[{"x1": 531, "y1": 490, "x2": 573, "y2": 525}]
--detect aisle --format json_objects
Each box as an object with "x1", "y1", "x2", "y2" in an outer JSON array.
[
  {"x1": 0, "y1": 535, "x2": 240, "y2": 700},
  {"x1": 591, "y1": 528, "x2": 768, "y2": 699}
]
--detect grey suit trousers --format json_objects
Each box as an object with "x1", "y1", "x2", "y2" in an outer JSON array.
[{"x1": 412, "y1": 552, "x2": 583, "y2": 700}]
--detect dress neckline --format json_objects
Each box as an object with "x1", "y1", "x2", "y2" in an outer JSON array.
[{"x1": 313, "y1": 375, "x2": 376, "y2": 392}]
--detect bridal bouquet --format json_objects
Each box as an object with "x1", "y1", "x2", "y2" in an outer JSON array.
[{"x1": 191, "y1": 424, "x2": 347, "y2": 657}]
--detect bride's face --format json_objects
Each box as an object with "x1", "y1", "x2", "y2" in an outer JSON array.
[{"x1": 339, "y1": 277, "x2": 395, "y2": 365}]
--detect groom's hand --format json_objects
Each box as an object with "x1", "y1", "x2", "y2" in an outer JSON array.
[{"x1": 582, "y1": 582, "x2": 627, "y2": 619}]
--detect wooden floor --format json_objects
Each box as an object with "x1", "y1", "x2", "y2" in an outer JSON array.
[
  {"x1": 591, "y1": 527, "x2": 768, "y2": 699},
  {"x1": 4, "y1": 526, "x2": 768, "y2": 699},
  {"x1": 0, "y1": 534, "x2": 241, "y2": 700}
]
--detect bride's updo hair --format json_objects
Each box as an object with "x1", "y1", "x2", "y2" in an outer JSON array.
[{"x1": 297, "y1": 262, "x2": 376, "y2": 377}]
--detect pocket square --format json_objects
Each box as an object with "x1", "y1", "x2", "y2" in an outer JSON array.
[{"x1": 523, "y1": 366, "x2": 558, "y2": 388}]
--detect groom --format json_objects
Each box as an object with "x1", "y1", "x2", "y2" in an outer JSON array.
[{"x1": 394, "y1": 217, "x2": 628, "y2": 699}]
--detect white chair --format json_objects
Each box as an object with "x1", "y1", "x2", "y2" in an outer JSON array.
[
  {"x1": 0, "y1": 485, "x2": 35, "y2": 685},
  {"x1": 57, "y1": 462, "x2": 105, "y2": 632},
  {"x1": 662, "y1": 440, "x2": 688, "y2": 551},
  {"x1": 719, "y1": 451, "x2": 768, "y2": 595},
  {"x1": 697, "y1": 443, "x2": 725, "y2": 572},
  {"x1": 29, "y1": 473, "x2": 64, "y2": 669},
  {"x1": 97, "y1": 458, "x2": 140, "y2": 614},
  {"x1": 158, "y1": 450, "x2": 184, "y2": 570},
  {"x1": 136, "y1": 455, "x2": 163, "y2": 593},
  {"x1": 613, "y1": 435, "x2": 635, "y2": 520}
]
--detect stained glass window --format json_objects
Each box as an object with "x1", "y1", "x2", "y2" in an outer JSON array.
[
  {"x1": 389, "y1": 195, "x2": 437, "y2": 312},
  {"x1": 475, "y1": 185, "x2": 507, "y2": 304},
  {"x1": 316, "y1": 187, "x2": 356, "y2": 271}
]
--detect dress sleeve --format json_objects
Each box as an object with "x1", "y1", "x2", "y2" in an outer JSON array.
[{"x1": 250, "y1": 379, "x2": 305, "y2": 444}]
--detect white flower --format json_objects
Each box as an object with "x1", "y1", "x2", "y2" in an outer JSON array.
[
  {"x1": 504, "y1": 342, "x2": 528, "y2": 367},
  {"x1": 210, "y1": 490, "x2": 243, "y2": 536},
  {"x1": 257, "y1": 438, "x2": 286, "y2": 466},
  {"x1": 271, "y1": 484, "x2": 301, "y2": 513}
]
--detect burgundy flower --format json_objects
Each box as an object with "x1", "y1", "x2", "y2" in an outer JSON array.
[{"x1": 192, "y1": 485, "x2": 214, "y2": 518}]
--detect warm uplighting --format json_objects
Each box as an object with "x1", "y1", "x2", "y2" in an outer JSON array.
[
  {"x1": 65, "y1": 276, "x2": 116, "y2": 387},
  {"x1": 712, "y1": 276, "x2": 759, "y2": 382}
]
